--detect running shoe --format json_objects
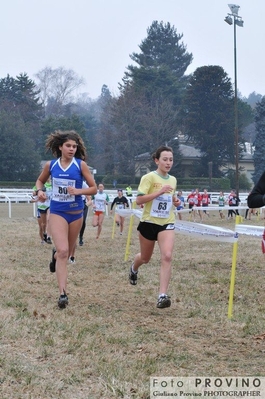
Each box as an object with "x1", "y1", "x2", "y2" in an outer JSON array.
[
  {"x1": 69, "y1": 256, "x2": 76, "y2": 264},
  {"x1": 43, "y1": 233, "x2": 47, "y2": 242},
  {"x1": 58, "y1": 291, "x2": 68, "y2": 309},
  {"x1": 129, "y1": 265, "x2": 138, "y2": 285},
  {"x1": 46, "y1": 237, "x2": 52, "y2": 244},
  {"x1": 157, "y1": 295, "x2": 171, "y2": 309},
  {"x1": 49, "y1": 248, "x2": 56, "y2": 273}
]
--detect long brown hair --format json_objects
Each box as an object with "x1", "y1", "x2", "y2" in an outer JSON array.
[{"x1": 45, "y1": 130, "x2": 87, "y2": 160}]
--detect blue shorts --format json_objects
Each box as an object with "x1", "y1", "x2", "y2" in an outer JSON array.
[
  {"x1": 137, "y1": 221, "x2": 175, "y2": 241},
  {"x1": 50, "y1": 210, "x2": 83, "y2": 224}
]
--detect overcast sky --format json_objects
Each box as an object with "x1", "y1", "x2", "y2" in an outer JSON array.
[{"x1": 0, "y1": 0, "x2": 264, "y2": 99}]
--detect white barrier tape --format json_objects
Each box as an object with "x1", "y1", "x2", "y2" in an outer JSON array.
[
  {"x1": 175, "y1": 220, "x2": 238, "y2": 243},
  {"x1": 115, "y1": 208, "x2": 263, "y2": 242},
  {"x1": 115, "y1": 206, "x2": 248, "y2": 217},
  {"x1": 176, "y1": 205, "x2": 248, "y2": 212},
  {"x1": 115, "y1": 209, "x2": 142, "y2": 218},
  {"x1": 235, "y1": 224, "x2": 264, "y2": 237}
]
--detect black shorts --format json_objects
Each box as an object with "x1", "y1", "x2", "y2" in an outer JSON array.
[
  {"x1": 137, "y1": 221, "x2": 175, "y2": 241},
  {"x1": 38, "y1": 207, "x2": 50, "y2": 214}
]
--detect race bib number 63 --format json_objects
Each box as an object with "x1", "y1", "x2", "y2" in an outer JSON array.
[{"x1": 150, "y1": 195, "x2": 172, "y2": 218}]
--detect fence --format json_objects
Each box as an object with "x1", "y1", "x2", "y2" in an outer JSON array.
[
  {"x1": 0, "y1": 188, "x2": 249, "y2": 218},
  {"x1": 0, "y1": 189, "x2": 36, "y2": 218}
]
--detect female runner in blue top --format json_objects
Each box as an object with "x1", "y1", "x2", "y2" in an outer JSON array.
[{"x1": 35, "y1": 130, "x2": 97, "y2": 308}]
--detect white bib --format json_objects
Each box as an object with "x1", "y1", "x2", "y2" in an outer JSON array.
[
  {"x1": 95, "y1": 198, "x2": 105, "y2": 211},
  {"x1": 52, "y1": 178, "x2": 75, "y2": 202},
  {"x1": 150, "y1": 194, "x2": 172, "y2": 218}
]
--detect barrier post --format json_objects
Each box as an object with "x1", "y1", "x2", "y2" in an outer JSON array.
[
  {"x1": 124, "y1": 201, "x2": 136, "y2": 261},
  {"x1": 111, "y1": 210, "x2": 116, "y2": 239},
  {"x1": 228, "y1": 215, "x2": 240, "y2": 319}
]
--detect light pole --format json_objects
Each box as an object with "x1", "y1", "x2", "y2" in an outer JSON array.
[{"x1": 224, "y1": 4, "x2": 244, "y2": 196}]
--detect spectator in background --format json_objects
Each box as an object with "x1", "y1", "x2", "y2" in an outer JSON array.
[
  {"x1": 78, "y1": 182, "x2": 92, "y2": 246},
  {"x1": 110, "y1": 189, "x2": 129, "y2": 235},
  {"x1": 227, "y1": 189, "x2": 240, "y2": 219},
  {"x1": 68, "y1": 181, "x2": 92, "y2": 264},
  {"x1": 176, "y1": 190, "x2": 185, "y2": 220},
  {"x1": 193, "y1": 188, "x2": 202, "y2": 222},
  {"x1": 201, "y1": 188, "x2": 210, "y2": 219},
  {"x1": 218, "y1": 191, "x2": 226, "y2": 220},
  {"x1": 126, "y1": 184, "x2": 133, "y2": 201},
  {"x1": 91, "y1": 183, "x2": 110, "y2": 239},
  {"x1": 32, "y1": 177, "x2": 52, "y2": 244},
  {"x1": 187, "y1": 189, "x2": 196, "y2": 213}
]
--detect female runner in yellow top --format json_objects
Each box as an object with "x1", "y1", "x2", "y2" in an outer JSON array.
[{"x1": 129, "y1": 146, "x2": 180, "y2": 309}]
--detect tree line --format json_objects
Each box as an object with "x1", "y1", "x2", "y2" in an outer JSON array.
[{"x1": 0, "y1": 20, "x2": 264, "y2": 187}]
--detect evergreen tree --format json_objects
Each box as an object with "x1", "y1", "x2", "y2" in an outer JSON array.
[
  {"x1": 121, "y1": 21, "x2": 192, "y2": 110},
  {"x1": 252, "y1": 96, "x2": 265, "y2": 183},
  {"x1": 245, "y1": 91, "x2": 263, "y2": 109},
  {"x1": 0, "y1": 73, "x2": 43, "y2": 123},
  {"x1": 124, "y1": 21, "x2": 192, "y2": 86},
  {"x1": 107, "y1": 21, "x2": 192, "y2": 176},
  {"x1": 181, "y1": 65, "x2": 244, "y2": 177},
  {"x1": 0, "y1": 73, "x2": 43, "y2": 152},
  {"x1": 0, "y1": 110, "x2": 41, "y2": 181}
]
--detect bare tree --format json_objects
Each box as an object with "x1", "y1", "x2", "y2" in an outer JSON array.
[{"x1": 35, "y1": 66, "x2": 85, "y2": 115}]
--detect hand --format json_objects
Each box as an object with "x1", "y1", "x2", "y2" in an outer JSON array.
[
  {"x1": 67, "y1": 186, "x2": 76, "y2": 195},
  {"x1": 160, "y1": 185, "x2": 173, "y2": 195},
  {"x1": 173, "y1": 197, "x2": 181, "y2": 207},
  {"x1": 37, "y1": 191, "x2": 47, "y2": 203}
]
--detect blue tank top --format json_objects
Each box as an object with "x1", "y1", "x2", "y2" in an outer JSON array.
[{"x1": 49, "y1": 157, "x2": 84, "y2": 212}]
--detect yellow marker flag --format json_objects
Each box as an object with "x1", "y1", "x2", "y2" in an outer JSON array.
[
  {"x1": 111, "y1": 209, "x2": 116, "y2": 239},
  {"x1": 124, "y1": 201, "x2": 136, "y2": 261},
  {"x1": 228, "y1": 215, "x2": 240, "y2": 319}
]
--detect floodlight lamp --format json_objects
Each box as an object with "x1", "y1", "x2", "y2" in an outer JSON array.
[
  {"x1": 235, "y1": 19, "x2": 244, "y2": 27},
  {"x1": 224, "y1": 15, "x2": 233, "y2": 25},
  {"x1": 228, "y1": 4, "x2": 240, "y2": 16}
]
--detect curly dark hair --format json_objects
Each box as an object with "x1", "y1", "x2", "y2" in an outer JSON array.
[
  {"x1": 152, "y1": 146, "x2": 173, "y2": 161},
  {"x1": 45, "y1": 130, "x2": 87, "y2": 160}
]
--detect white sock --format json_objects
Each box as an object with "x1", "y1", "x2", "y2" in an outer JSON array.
[{"x1": 131, "y1": 264, "x2": 138, "y2": 274}]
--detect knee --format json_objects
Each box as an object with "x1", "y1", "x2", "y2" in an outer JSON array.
[
  {"x1": 56, "y1": 248, "x2": 68, "y2": 260},
  {"x1": 140, "y1": 255, "x2": 151, "y2": 264},
  {"x1": 161, "y1": 252, "x2": 172, "y2": 264}
]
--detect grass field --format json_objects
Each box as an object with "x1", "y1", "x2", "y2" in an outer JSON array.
[{"x1": 1, "y1": 203, "x2": 265, "y2": 398}]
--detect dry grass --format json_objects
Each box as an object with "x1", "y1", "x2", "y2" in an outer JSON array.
[{"x1": 1, "y1": 204, "x2": 265, "y2": 398}]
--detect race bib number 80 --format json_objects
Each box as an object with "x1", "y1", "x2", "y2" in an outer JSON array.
[{"x1": 52, "y1": 178, "x2": 75, "y2": 202}]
